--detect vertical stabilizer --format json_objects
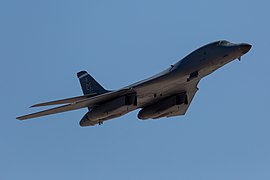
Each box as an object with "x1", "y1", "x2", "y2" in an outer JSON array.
[{"x1": 77, "y1": 71, "x2": 109, "y2": 95}]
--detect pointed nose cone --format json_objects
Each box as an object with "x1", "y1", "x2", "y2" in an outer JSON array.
[{"x1": 240, "y1": 43, "x2": 252, "y2": 54}]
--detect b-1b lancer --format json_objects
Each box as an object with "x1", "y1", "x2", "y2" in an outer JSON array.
[{"x1": 17, "y1": 40, "x2": 252, "y2": 126}]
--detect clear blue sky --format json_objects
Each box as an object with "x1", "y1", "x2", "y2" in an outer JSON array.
[{"x1": 1, "y1": 0, "x2": 269, "y2": 179}]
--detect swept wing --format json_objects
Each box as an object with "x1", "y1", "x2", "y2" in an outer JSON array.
[{"x1": 17, "y1": 88, "x2": 134, "y2": 120}]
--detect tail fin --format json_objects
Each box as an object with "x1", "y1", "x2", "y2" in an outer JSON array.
[{"x1": 77, "y1": 71, "x2": 109, "y2": 95}]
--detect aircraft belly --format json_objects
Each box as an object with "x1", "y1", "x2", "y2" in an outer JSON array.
[{"x1": 135, "y1": 77, "x2": 189, "y2": 108}]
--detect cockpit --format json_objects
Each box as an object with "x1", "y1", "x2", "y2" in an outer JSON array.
[{"x1": 216, "y1": 40, "x2": 235, "y2": 46}]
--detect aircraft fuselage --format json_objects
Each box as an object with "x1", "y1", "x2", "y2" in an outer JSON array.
[{"x1": 130, "y1": 40, "x2": 251, "y2": 107}]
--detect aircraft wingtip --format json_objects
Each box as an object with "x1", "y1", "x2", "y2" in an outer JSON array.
[{"x1": 16, "y1": 116, "x2": 23, "y2": 120}]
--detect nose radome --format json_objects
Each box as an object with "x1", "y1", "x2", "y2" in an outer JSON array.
[{"x1": 240, "y1": 43, "x2": 252, "y2": 54}]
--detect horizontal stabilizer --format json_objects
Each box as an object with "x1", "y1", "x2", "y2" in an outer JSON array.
[
  {"x1": 31, "y1": 93, "x2": 97, "y2": 107},
  {"x1": 17, "y1": 88, "x2": 134, "y2": 120}
]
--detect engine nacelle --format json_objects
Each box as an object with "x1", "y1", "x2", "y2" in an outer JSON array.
[
  {"x1": 80, "y1": 113, "x2": 99, "y2": 126},
  {"x1": 137, "y1": 93, "x2": 187, "y2": 120},
  {"x1": 79, "y1": 93, "x2": 137, "y2": 126}
]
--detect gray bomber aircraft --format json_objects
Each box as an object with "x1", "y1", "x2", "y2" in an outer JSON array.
[{"x1": 17, "y1": 40, "x2": 252, "y2": 126}]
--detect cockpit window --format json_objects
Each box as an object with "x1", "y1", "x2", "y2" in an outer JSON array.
[
  {"x1": 217, "y1": 40, "x2": 230, "y2": 46},
  {"x1": 217, "y1": 40, "x2": 234, "y2": 46}
]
